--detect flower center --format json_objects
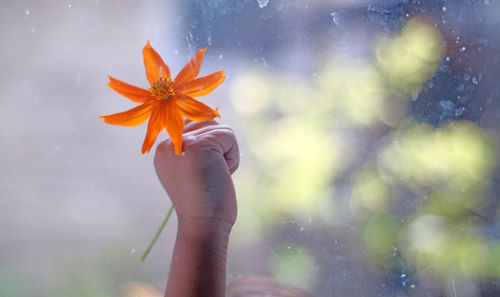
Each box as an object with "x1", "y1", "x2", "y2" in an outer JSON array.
[{"x1": 150, "y1": 77, "x2": 175, "y2": 100}]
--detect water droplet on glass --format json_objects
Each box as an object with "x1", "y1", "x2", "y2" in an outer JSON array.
[
  {"x1": 411, "y1": 91, "x2": 419, "y2": 101},
  {"x1": 472, "y1": 77, "x2": 479, "y2": 85},
  {"x1": 410, "y1": 284, "x2": 416, "y2": 289},
  {"x1": 287, "y1": 245, "x2": 291, "y2": 249},
  {"x1": 445, "y1": 56, "x2": 450, "y2": 61},
  {"x1": 442, "y1": 6, "x2": 447, "y2": 12},
  {"x1": 131, "y1": 249, "x2": 136, "y2": 254},
  {"x1": 460, "y1": 46, "x2": 466, "y2": 52},
  {"x1": 440, "y1": 100, "x2": 455, "y2": 111},
  {"x1": 190, "y1": 20, "x2": 198, "y2": 29},
  {"x1": 401, "y1": 273, "x2": 407, "y2": 278},
  {"x1": 330, "y1": 12, "x2": 339, "y2": 25},
  {"x1": 256, "y1": 0, "x2": 269, "y2": 8},
  {"x1": 25, "y1": 9, "x2": 30, "y2": 15},
  {"x1": 219, "y1": 54, "x2": 223, "y2": 59}
]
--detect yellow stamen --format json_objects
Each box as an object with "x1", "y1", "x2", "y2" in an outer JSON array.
[{"x1": 150, "y1": 77, "x2": 175, "y2": 100}]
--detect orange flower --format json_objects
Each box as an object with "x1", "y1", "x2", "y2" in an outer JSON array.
[{"x1": 100, "y1": 41, "x2": 225, "y2": 155}]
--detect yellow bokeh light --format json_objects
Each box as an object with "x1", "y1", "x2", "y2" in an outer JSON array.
[
  {"x1": 350, "y1": 169, "x2": 392, "y2": 215},
  {"x1": 230, "y1": 69, "x2": 273, "y2": 117},
  {"x1": 378, "y1": 121, "x2": 495, "y2": 193},
  {"x1": 270, "y1": 245, "x2": 315, "y2": 290},
  {"x1": 363, "y1": 214, "x2": 400, "y2": 253},
  {"x1": 376, "y1": 17, "x2": 445, "y2": 93},
  {"x1": 317, "y1": 57, "x2": 387, "y2": 126},
  {"x1": 252, "y1": 117, "x2": 340, "y2": 218}
]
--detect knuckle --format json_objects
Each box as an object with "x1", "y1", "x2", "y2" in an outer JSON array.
[
  {"x1": 218, "y1": 124, "x2": 233, "y2": 131},
  {"x1": 156, "y1": 139, "x2": 173, "y2": 152},
  {"x1": 219, "y1": 127, "x2": 237, "y2": 139},
  {"x1": 155, "y1": 139, "x2": 174, "y2": 161}
]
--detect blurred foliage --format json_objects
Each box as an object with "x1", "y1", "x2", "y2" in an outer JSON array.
[
  {"x1": 379, "y1": 121, "x2": 496, "y2": 194},
  {"x1": 402, "y1": 215, "x2": 500, "y2": 279},
  {"x1": 363, "y1": 214, "x2": 400, "y2": 255},
  {"x1": 270, "y1": 245, "x2": 316, "y2": 289},
  {"x1": 230, "y1": 16, "x2": 499, "y2": 290},
  {"x1": 317, "y1": 57, "x2": 388, "y2": 126},
  {"x1": 350, "y1": 169, "x2": 393, "y2": 216},
  {"x1": 376, "y1": 17, "x2": 445, "y2": 94}
]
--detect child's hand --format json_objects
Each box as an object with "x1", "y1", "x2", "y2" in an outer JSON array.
[
  {"x1": 156, "y1": 120, "x2": 239, "y2": 297},
  {"x1": 154, "y1": 120, "x2": 239, "y2": 237}
]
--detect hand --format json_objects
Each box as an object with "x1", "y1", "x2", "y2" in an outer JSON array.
[
  {"x1": 154, "y1": 120, "x2": 239, "y2": 236},
  {"x1": 155, "y1": 120, "x2": 240, "y2": 297}
]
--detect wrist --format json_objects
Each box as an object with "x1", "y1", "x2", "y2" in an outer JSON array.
[
  {"x1": 177, "y1": 217, "x2": 233, "y2": 246},
  {"x1": 175, "y1": 219, "x2": 232, "y2": 271}
]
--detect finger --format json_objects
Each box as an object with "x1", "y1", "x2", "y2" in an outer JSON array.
[
  {"x1": 197, "y1": 128, "x2": 240, "y2": 174},
  {"x1": 184, "y1": 123, "x2": 232, "y2": 138},
  {"x1": 183, "y1": 120, "x2": 218, "y2": 133}
]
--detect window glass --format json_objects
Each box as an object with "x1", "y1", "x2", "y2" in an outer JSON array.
[{"x1": 2, "y1": 1, "x2": 500, "y2": 296}]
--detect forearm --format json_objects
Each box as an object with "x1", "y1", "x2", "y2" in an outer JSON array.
[{"x1": 165, "y1": 221, "x2": 232, "y2": 297}]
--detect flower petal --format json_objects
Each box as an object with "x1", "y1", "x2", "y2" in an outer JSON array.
[
  {"x1": 100, "y1": 101, "x2": 156, "y2": 127},
  {"x1": 174, "y1": 70, "x2": 226, "y2": 97},
  {"x1": 141, "y1": 101, "x2": 165, "y2": 154},
  {"x1": 164, "y1": 101, "x2": 185, "y2": 156},
  {"x1": 174, "y1": 94, "x2": 220, "y2": 121},
  {"x1": 107, "y1": 76, "x2": 154, "y2": 103},
  {"x1": 173, "y1": 48, "x2": 206, "y2": 88},
  {"x1": 143, "y1": 41, "x2": 171, "y2": 84}
]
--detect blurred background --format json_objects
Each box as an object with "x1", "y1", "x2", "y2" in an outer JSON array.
[{"x1": 2, "y1": 0, "x2": 500, "y2": 296}]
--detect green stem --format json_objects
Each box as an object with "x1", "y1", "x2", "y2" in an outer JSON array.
[{"x1": 141, "y1": 204, "x2": 175, "y2": 261}]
